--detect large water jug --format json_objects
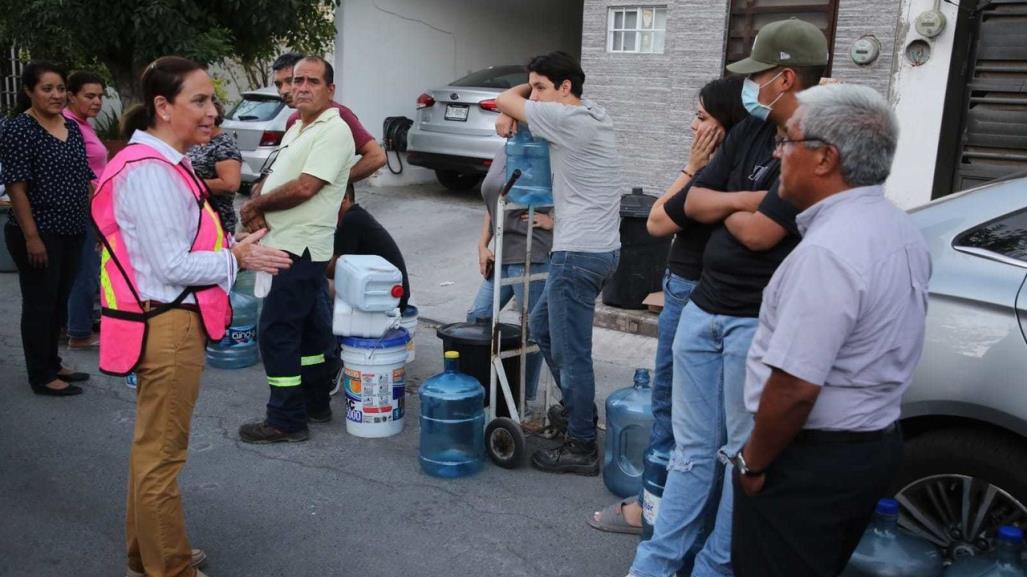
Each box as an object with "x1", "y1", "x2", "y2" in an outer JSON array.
[
  {"x1": 419, "y1": 351, "x2": 485, "y2": 478},
  {"x1": 205, "y1": 286, "x2": 260, "y2": 369},
  {"x1": 505, "y1": 123, "x2": 552, "y2": 206},
  {"x1": 945, "y1": 526, "x2": 1027, "y2": 577},
  {"x1": 641, "y1": 447, "x2": 670, "y2": 540},
  {"x1": 840, "y1": 498, "x2": 944, "y2": 577},
  {"x1": 603, "y1": 369, "x2": 654, "y2": 498}
]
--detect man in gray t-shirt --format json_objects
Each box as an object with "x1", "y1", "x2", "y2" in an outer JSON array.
[{"x1": 495, "y1": 50, "x2": 621, "y2": 475}]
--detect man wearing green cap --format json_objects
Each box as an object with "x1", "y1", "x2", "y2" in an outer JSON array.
[{"x1": 624, "y1": 18, "x2": 828, "y2": 577}]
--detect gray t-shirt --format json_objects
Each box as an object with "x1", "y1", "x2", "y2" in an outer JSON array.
[
  {"x1": 481, "y1": 148, "x2": 552, "y2": 264},
  {"x1": 744, "y1": 185, "x2": 932, "y2": 432},
  {"x1": 523, "y1": 99, "x2": 621, "y2": 253}
]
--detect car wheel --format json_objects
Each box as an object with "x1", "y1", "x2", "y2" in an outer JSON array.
[
  {"x1": 435, "y1": 170, "x2": 481, "y2": 191},
  {"x1": 893, "y1": 427, "x2": 1027, "y2": 561}
]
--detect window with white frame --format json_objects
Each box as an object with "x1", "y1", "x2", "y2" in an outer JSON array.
[{"x1": 607, "y1": 6, "x2": 667, "y2": 54}]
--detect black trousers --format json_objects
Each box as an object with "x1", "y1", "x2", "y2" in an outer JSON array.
[
  {"x1": 5, "y1": 224, "x2": 84, "y2": 387},
  {"x1": 732, "y1": 426, "x2": 903, "y2": 577},
  {"x1": 259, "y1": 250, "x2": 334, "y2": 432}
]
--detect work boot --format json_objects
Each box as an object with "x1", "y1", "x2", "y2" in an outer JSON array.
[
  {"x1": 530, "y1": 438, "x2": 599, "y2": 476},
  {"x1": 546, "y1": 402, "x2": 599, "y2": 436},
  {"x1": 126, "y1": 549, "x2": 207, "y2": 577},
  {"x1": 238, "y1": 421, "x2": 309, "y2": 444}
]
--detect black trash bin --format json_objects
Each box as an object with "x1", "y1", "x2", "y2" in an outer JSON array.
[
  {"x1": 602, "y1": 188, "x2": 671, "y2": 309},
  {"x1": 436, "y1": 321, "x2": 522, "y2": 418}
]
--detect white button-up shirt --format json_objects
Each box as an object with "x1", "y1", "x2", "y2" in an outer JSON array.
[
  {"x1": 113, "y1": 131, "x2": 236, "y2": 304},
  {"x1": 744, "y1": 185, "x2": 932, "y2": 431}
]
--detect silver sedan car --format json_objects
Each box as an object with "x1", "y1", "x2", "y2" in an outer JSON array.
[
  {"x1": 894, "y1": 173, "x2": 1027, "y2": 560},
  {"x1": 220, "y1": 87, "x2": 291, "y2": 190},
  {"x1": 406, "y1": 65, "x2": 527, "y2": 191}
]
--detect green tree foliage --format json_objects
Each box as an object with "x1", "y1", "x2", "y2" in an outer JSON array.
[{"x1": 0, "y1": 0, "x2": 339, "y2": 105}]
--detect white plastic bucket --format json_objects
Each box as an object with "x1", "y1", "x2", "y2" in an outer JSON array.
[
  {"x1": 399, "y1": 305, "x2": 418, "y2": 362},
  {"x1": 340, "y1": 328, "x2": 410, "y2": 438}
]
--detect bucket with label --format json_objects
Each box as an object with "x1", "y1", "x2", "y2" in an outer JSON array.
[
  {"x1": 399, "y1": 305, "x2": 418, "y2": 362},
  {"x1": 340, "y1": 328, "x2": 410, "y2": 438}
]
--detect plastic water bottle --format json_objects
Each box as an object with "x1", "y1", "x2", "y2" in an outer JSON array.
[
  {"x1": 419, "y1": 351, "x2": 485, "y2": 478},
  {"x1": 205, "y1": 287, "x2": 260, "y2": 369},
  {"x1": 945, "y1": 526, "x2": 1027, "y2": 577},
  {"x1": 505, "y1": 123, "x2": 552, "y2": 206},
  {"x1": 840, "y1": 498, "x2": 944, "y2": 577},
  {"x1": 640, "y1": 447, "x2": 670, "y2": 540},
  {"x1": 602, "y1": 368, "x2": 654, "y2": 498}
]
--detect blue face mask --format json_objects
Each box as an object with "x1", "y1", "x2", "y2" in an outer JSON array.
[{"x1": 742, "y1": 71, "x2": 784, "y2": 121}]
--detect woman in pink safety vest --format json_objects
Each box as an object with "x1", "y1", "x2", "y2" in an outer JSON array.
[{"x1": 99, "y1": 56, "x2": 291, "y2": 577}]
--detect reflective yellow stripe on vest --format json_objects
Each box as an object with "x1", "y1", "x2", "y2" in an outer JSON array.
[
  {"x1": 301, "y1": 354, "x2": 325, "y2": 367},
  {"x1": 203, "y1": 202, "x2": 225, "y2": 251},
  {"x1": 268, "y1": 375, "x2": 302, "y2": 388},
  {"x1": 99, "y1": 242, "x2": 117, "y2": 309}
]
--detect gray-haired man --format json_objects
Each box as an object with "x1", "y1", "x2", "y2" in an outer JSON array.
[{"x1": 730, "y1": 84, "x2": 932, "y2": 576}]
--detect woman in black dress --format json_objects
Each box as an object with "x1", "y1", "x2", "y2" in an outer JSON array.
[{"x1": 1, "y1": 61, "x2": 95, "y2": 395}]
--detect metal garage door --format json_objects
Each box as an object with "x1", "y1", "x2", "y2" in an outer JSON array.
[{"x1": 951, "y1": 0, "x2": 1027, "y2": 192}]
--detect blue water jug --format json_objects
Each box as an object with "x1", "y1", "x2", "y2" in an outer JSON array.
[
  {"x1": 205, "y1": 284, "x2": 260, "y2": 369},
  {"x1": 840, "y1": 498, "x2": 944, "y2": 577},
  {"x1": 419, "y1": 351, "x2": 485, "y2": 478},
  {"x1": 603, "y1": 368, "x2": 654, "y2": 498},
  {"x1": 640, "y1": 447, "x2": 670, "y2": 540},
  {"x1": 945, "y1": 526, "x2": 1027, "y2": 577},
  {"x1": 505, "y1": 123, "x2": 552, "y2": 206}
]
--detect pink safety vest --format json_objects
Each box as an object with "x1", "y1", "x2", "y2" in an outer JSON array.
[{"x1": 92, "y1": 143, "x2": 231, "y2": 376}]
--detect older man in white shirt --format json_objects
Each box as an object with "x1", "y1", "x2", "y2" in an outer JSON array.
[{"x1": 727, "y1": 84, "x2": 932, "y2": 577}]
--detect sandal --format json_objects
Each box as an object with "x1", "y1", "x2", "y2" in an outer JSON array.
[{"x1": 587, "y1": 496, "x2": 643, "y2": 535}]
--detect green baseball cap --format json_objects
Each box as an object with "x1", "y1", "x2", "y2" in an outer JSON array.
[{"x1": 726, "y1": 18, "x2": 829, "y2": 75}]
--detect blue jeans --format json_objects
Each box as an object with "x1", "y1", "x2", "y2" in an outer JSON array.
[
  {"x1": 467, "y1": 260, "x2": 550, "y2": 400},
  {"x1": 67, "y1": 226, "x2": 99, "y2": 339},
  {"x1": 630, "y1": 303, "x2": 757, "y2": 577},
  {"x1": 529, "y1": 250, "x2": 618, "y2": 444},
  {"x1": 637, "y1": 271, "x2": 697, "y2": 505}
]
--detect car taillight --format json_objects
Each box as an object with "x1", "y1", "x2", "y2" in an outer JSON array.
[
  {"x1": 416, "y1": 93, "x2": 435, "y2": 109},
  {"x1": 479, "y1": 99, "x2": 498, "y2": 111},
  {"x1": 260, "y1": 131, "x2": 283, "y2": 147}
]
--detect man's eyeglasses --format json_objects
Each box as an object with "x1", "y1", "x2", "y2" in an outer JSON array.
[
  {"x1": 774, "y1": 135, "x2": 829, "y2": 150},
  {"x1": 259, "y1": 145, "x2": 288, "y2": 178}
]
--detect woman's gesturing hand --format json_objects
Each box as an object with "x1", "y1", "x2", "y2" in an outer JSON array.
[{"x1": 230, "y1": 228, "x2": 292, "y2": 274}]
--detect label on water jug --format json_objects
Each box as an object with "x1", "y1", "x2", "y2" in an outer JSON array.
[
  {"x1": 642, "y1": 490, "x2": 662, "y2": 525},
  {"x1": 212, "y1": 324, "x2": 256, "y2": 349},
  {"x1": 343, "y1": 367, "x2": 406, "y2": 424}
]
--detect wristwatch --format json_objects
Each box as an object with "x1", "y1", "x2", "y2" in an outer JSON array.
[{"x1": 729, "y1": 450, "x2": 765, "y2": 477}]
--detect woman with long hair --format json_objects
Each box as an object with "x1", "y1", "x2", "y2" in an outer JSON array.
[{"x1": 1, "y1": 61, "x2": 95, "y2": 395}]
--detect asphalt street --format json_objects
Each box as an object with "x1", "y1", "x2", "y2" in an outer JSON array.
[{"x1": 0, "y1": 181, "x2": 656, "y2": 577}]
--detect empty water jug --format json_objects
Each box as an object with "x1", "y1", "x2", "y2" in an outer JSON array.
[
  {"x1": 205, "y1": 285, "x2": 260, "y2": 369},
  {"x1": 603, "y1": 368, "x2": 655, "y2": 498},
  {"x1": 945, "y1": 526, "x2": 1027, "y2": 577},
  {"x1": 505, "y1": 123, "x2": 552, "y2": 206},
  {"x1": 419, "y1": 351, "x2": 485, "y2": 478},
  {"x1": 641, "y1": 447, "x2": 670, "y2": 540},
  {"x1": 840, "y1": 498, "x2": 944, "y2": 577}
]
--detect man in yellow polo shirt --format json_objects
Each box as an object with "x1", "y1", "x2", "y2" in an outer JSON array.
[{"x1": 238, "y1": 55, "x2": 355, "y2": 443}]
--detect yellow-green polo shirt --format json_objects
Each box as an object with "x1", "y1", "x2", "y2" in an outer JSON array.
[{"x1": 261, "y1": 107, "x2": 355, "y2": 261}]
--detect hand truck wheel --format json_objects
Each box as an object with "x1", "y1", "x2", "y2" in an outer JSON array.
[{"x1": 485, "y1": 417, "x2": 526, "y2": 469}]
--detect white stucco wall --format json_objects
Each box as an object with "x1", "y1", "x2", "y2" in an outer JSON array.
[
  {"x1": 334, "y1": 0, "x2": 583, "y2": 142},
  {"x1": 885, "y1": 0, "x2": 960, "y2": 209}
]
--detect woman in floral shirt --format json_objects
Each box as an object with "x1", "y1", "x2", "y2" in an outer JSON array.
[{"x1": 186, "y1": 99, "x2": 241, "y2": 233}]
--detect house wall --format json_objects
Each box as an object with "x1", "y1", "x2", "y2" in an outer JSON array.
[
  {"x1": 583, "y1": 0, "x2": 956, "y2": 209},
  {"x1": 335, "y1": 0, "x2": 583, "y2": 142}
]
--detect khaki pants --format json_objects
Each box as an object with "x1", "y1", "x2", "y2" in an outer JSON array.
[{"x1": 126, "y1": 309, "x2": 205, "y2": 577}]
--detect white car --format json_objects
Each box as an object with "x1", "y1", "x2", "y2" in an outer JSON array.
[{"x1": 221, "y1": 87, "x2": 292, "y2": 191}]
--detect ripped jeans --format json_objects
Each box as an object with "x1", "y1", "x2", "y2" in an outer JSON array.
[{"x1": 629, "y1": 303, "x2": 757, "y2": 577}]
